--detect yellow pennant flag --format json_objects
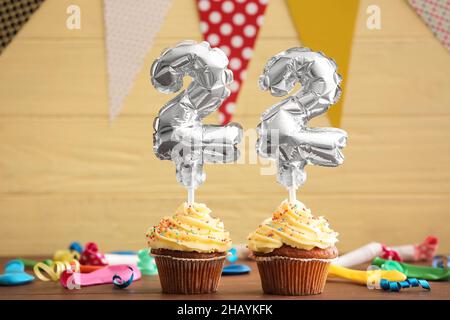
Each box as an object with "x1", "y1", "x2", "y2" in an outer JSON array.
[{"x1": 285, "y1": 0, "x2": 360, "y2": 127}]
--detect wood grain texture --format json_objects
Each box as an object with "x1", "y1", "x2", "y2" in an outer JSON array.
[
  {"x1": 0, "y1": 257, "x2": 448, "y2": 300},
  {"x1": 0, "y1": 0, "x2": 449, "y2": 255}
]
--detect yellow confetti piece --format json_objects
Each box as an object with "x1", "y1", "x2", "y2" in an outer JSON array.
[
  {"x1": 53, "y1": 249, "x2": 80, "y2": 262},
  {"x1": 33, "y1": 260, "x2": 80, "y2": 282}
]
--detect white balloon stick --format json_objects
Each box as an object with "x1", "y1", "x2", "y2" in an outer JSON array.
[
  {"x1": 288, "y1": 186, "x2": 297, "y2": 204},
  {"x1": 187, "y1": 187, "x2": 195, "y2": 205},
  {"x1": 187, "y1": 167, "x2": 195, "y2": 205}
]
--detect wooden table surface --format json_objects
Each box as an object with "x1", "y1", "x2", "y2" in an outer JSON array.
[{"x1": 0, "y1": 257, "x2": 448, "y2": 300}]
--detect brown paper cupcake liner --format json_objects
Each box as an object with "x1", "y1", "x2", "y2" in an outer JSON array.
[
  {"x1": 254, "y1": 256, "x2": 334, "y2": 296},
  {"x1": 153, "y1": 254, "x2": 226, "y2": 294}
]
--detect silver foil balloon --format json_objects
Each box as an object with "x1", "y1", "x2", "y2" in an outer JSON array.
[
  {"x1": 151, "y1": 41, "x2": 243, "y2": 191},
  {"x1": 257, "y1": 47, "x2": 348, "y2": 190}
]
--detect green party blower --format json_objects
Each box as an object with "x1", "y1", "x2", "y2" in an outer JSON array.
[{"x1": 373, "y1": 257, "x2": 450, "y2": 281}]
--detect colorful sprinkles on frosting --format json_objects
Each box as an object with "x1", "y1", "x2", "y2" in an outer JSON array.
[
  {"x1": 146, "y1": 202, "x2": 232, "y2": 252},
  {"x1": 247, "y1": 199, "x2": 339, "y2": 253}
]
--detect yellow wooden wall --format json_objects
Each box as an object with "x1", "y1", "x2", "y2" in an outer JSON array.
[{"x1": 0, "y1": 0, "x2": 449, "y2": 255}]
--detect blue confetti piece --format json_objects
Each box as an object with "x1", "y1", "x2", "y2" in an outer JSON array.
[
  {"x1": 399, "y1": 281, "x2": 410, "y2": 288},
  {"x1": 389, "y1": 281, "x2": 401, "y2": 292},
  {"x1": 408, "y1": 278, "x2": 419, "y2": 287},
  {"x1": 112, "y1": 266, "x2": 134, "y2": 289},
  {"x1": 380, "y1": 279, "x2": 390, "y2": 290},
  {"x1": 223, "y1": 247, "x2": 251, "y2": 275},
  {"x1": 69, "y1": 242, "x2": 83, "y2": 254},
  {"x1": 379, "y1": 277, "x2": 431, "y2": 292},
  {"x1": 418, "y1": 279, "x2": 431, "y2": 290},
  {"x1": 222, "y1": 264, "x2": 251, "y2": 275},
  {"x1": 227, "y1": 248, "x2": 238, "y2": 264}
]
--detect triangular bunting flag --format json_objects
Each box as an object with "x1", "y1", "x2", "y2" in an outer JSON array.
[
  {"x1": 0, "y1": 0, "x2": 45, "y2": 54},
  {"x1": 286, "y1": 0, "x2": 359, "y2": 128},
  {"x1": 408, "y1": 0, "x2": 449, "y2": 52},
  {"x1": 196, "y1": 0, "x2": 268, "y2": 124},
  {"x1": 104, "y1": 0, "x2": 173, "y2": 120}
]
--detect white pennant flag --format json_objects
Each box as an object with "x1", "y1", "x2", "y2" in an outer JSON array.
[{"x1": 104, "y1": 0, "x2": 173, "y2": 120}]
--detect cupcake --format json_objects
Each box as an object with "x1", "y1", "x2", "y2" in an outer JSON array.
[
  {"x1": 146, "y1": 202, "x2": 231, "y2": 294},
  {"x1": 247, "y1": 199, "x2": 338, "y2": 295}
]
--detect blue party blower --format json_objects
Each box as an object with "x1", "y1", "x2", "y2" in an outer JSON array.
[
  {"x1": 0, "y1": 260, "x2": 35, "y2": 286},
  {"x1": 222, "y1": 248, "x2": 251, "y2": 275}
]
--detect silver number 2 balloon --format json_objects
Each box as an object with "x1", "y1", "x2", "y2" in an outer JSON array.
[
  {"x1": 257, "y1": 47, "x2": 348, "y2": 202},
  {"x1": 151, "y1": 41, "x2": 243, "y2": 203}
]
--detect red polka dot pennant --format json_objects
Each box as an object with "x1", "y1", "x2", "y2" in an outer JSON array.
[{"x1": 196, "y1": 0, "x2": 268, "y2": 124}]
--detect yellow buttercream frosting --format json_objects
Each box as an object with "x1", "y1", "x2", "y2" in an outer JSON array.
[
  {"x1": 247, "y1": 199, "x2": 338, "y2": 253},
  {"x1": 146, "y1": 202, "x2": 232, "y2": 253}
]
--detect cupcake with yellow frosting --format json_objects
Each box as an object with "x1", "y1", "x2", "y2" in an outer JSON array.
[
  {"x1": 247, "y1": 199, "x2": 338, "y2": 295},
  {"x1": 146, "y1": 202, "x2": 231, "y2": 294}
]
